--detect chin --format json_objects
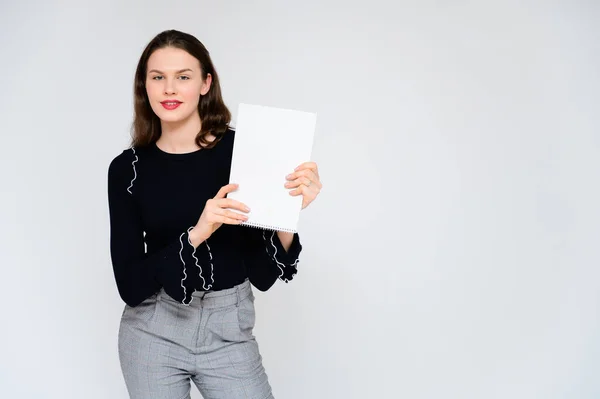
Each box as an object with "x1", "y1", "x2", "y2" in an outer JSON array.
[
  {"x1": 157, "y1": 113, "x2": 184, "y2": 123},
  {"x1": 155, "y1": 109, "x2": 192, "y2": 124}
]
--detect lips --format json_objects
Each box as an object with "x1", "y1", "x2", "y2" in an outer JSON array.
[{"x1": 160, "y1": 100, "x2": 182, "y2": 110}]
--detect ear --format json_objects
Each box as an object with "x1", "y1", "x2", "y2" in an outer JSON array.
[{"x1": 200, "y1": 73, "x2": 212, "y2": 95}]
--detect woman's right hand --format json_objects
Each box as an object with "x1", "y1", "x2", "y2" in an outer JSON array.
[{"x1": 189, "y1": 184, "x2": 250, "y2": 247}]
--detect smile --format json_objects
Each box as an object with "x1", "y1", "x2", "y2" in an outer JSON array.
[{"x1": 161, "y1": 101, "x2": 182, "y2": 110}]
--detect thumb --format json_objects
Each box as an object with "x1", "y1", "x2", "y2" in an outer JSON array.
[{"x1": 215, "y1": 183, "x2": 239, "y2": 199}]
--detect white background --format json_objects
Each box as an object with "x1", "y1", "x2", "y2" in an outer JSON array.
[{"x1": 1, "y1": 1, "x2": 599, "y2": 398}]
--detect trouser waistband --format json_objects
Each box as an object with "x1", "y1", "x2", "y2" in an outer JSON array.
[{"x1": 157, "y1": 278, "x2": 252, "y2": 309}]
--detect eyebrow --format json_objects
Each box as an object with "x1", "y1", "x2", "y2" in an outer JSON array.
[{"x1": 147, "y1": 68, "x2": 194, "y2": 74}]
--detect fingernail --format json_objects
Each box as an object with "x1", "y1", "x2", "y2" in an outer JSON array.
[{"x1": 286, "y1": 174, "x2": 292, "y2": 179}]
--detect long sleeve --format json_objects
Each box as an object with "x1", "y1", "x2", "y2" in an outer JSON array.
[
  {"x1": 242, "y1": 227, "x2": 302, "y2": 291},
  {"x1": 107, "y1": 150, "x2": 204, "y2": 307}
]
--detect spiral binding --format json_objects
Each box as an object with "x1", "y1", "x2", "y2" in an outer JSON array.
[{"x1": 240, "y1": 220, "x2": 297, "y2": 233}]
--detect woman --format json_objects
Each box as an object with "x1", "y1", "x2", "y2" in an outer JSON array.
[{"x1": 107, "y1": 29, "x2": 322, "y2": 399}]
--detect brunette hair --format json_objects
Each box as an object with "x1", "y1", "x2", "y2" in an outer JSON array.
[{"x1": 130, "y1": 29, "x2": 231, "y2": 149}]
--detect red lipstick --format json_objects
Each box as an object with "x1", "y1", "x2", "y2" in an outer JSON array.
[{"x1": 160, "y1": 100, "x2": 182, "y2": 110}]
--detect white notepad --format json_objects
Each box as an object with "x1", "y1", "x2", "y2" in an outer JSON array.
[{"x1": 227, "y1": 103, "x2": 317, "y2": 233}]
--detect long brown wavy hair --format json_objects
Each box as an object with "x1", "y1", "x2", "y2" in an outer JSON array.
[{"x1": 130, "y1": 30, "x2": 231, "y2": 149}]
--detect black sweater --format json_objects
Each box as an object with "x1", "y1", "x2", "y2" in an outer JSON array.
[{"x1": 107, "y1": 128, "x2": 302, "y2": 307}]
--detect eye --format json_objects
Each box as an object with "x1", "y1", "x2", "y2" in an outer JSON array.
[{"x1": 149, "y1": 75, "x2": 189, "y2": 81}]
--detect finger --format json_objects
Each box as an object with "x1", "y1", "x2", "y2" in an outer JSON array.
[
  {"x1": 294, "y1": 161, "x2": 317, "y2": 172},
  {"x1": 218, "y1": 198, "x2": 250, "y2": 212},
  {"x1": 294, "y1": 162, "x2": 319, "y2": 178},
  {"x1": 207, "y1": 206, "x2": 248, "y2": 222},
  {"x1": 220, "y1": 209, "x2": 249, "y2": 221},
  {"x1": 215, "y1": 183, "x2": 239, "y2": 199},
  {"x1": 289, "y1": 184, "x2": 311, "y2": 196},
  {"x1": 285, "y1": 176, "x2": 311, "y2": 189},
  {"x1": 291, "y1": 181, "x2": 321, "y2": 196},
  {"x1": 208, "y1": 208, "x2": 248, "y2": 223},
  {"x1": 218, "y1": 215, "x2": 248, "y2": 225},
  {"x1": 286, "y1": 170, "x2": 321, "y2": 188},
  {"x1": 286, "y1": 169, "x2": 318, "y2": 182}
]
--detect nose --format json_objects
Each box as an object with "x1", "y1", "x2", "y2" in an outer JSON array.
[{"x1": 163, "y1": 77, "x2": 177, "y2": 95}]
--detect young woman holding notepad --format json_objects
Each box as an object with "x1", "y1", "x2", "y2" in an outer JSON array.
[{"x1": 107, "y1": 29, "x2": 322, "y2": 399}]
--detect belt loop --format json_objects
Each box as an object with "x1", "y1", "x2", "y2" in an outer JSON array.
[{"x1": 236, "y1": 285, "x2": 241, "y2": 307}]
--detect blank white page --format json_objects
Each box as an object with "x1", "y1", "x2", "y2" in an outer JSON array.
[{"x1": 227, "y1": 103, "x2": 317, "y2": 233}]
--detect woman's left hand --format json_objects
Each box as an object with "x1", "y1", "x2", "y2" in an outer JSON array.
[{"x1": 285, "y1": 162, "x2": 322, "y2": 209}]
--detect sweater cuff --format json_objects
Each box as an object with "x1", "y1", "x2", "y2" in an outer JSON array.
[
  {"x1": 155, "y1": 226, "x2": 215, "y2": 305},
  {"x1": 263, "y1": 230, "x2": 302, "y2": 283}
]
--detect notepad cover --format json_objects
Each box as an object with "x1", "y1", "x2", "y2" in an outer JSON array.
[{"x1": 227, "y1": 103, "x2": 317, "y2": 233}]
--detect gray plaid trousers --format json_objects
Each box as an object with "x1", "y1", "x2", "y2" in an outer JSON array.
[{"x1": 118, "y1": 279, "x2": 274, "y2": 399}]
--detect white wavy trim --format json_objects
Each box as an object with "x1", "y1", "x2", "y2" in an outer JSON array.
[
  {"x1": 263, "y1": 230, "x2": 299, "y2": 283},
  {"x1": 126, "y1": 147, "x2": 138, "y2": 195},
  {"x1": 179, "y1": 231, "x2": 194, "y2": 306},
  {"x1": 187, "y1": 226, "x2": 214, "y2": 291}
]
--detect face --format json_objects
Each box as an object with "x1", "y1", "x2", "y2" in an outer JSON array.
[{"x1": 145, "y1": 47, "x2": 212, "y2": 123}]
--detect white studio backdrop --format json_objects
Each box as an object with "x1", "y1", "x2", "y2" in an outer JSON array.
[{"x1": 1, "y1": 1, "x2": 599, "y2": 398}]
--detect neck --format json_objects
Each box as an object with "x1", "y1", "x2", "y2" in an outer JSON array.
[{"x1": 158, "y1": 112, "x2": 204, "y2": 153}]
